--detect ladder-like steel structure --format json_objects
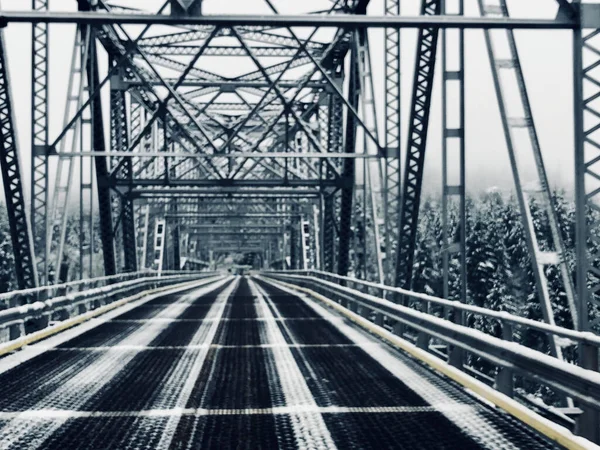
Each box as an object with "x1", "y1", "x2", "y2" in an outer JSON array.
[{"x1": 479, "y1": 0, "x2": 578, "y2": 340}]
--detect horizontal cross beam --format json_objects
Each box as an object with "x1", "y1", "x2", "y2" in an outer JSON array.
[
  {"x1": 120, "y1": 180, "x2": 336, "y2": 189},
  {"x1": 0, "y1": 12, "x2": 576, "y2": 29},
  {"x1": 55, "y1": 151, "x2": 381, "y2": 159}
]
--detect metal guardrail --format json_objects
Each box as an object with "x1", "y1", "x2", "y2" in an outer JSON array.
[
  {"x1": 263, "y1": 270, "x2": 600, "y2": 353},
  {"x1": 0, "y1": 271, "x2": 222, "y2": 344},
  {"x1": 261, "y1": 271, "x2": 600, "y2": 442},
  {"x1": 0, "y1": 270, "x2": 210, "y2": 310}
]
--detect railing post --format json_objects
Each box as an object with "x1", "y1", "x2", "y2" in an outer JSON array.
[
  {"x1": 31, "y1": 312, "x2": 50, "y2": 331},
  {"x1": 9, "y1": 322, "x2": 24, "y2": 340},
  {"x1": 448, "y1": 308, "x2": 464, "y2": 369},
  {"x1": 393, "y1": 321, "x2": 404, "y2": 339},
  {"x1": 348, "y1": 297, "x2": 357, "y2": 313},
  {"x1": 495, "y1": 320, "x2": 514, "y2": 397},
  {"x1": 416, "y1": 299, "x2": 430, "y2": 350},
  {"x1": 416, "y1": 331, "x2": 429, "y2": 350},
  {"x1": 577, "y1": 341, "x2": 600, "y2": 443},
  {"x1": 78, "y1": 302, "x2": 88, "y2": 315}
]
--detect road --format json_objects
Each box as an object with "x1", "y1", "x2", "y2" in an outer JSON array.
[{"x1": 0, "y1": 276, "x2": 560, "y2": 449}]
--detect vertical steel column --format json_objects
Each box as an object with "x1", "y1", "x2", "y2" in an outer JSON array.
[
  {"x1": 354, "y1": 168, "x2": 366, "y2": 278},
  {"x1": 300, "y1": 215, "x2": 309, "y2": 270},
  {"x1": 110, "y1": 85, "x2": 137, "y2": 272},
  {"x1": 290, "y1": 210, "x2": 298, "y2": 270},
  {"x1": 120, "y1": 195, "x2": 137, "y2": 272},
  {"x1": 49, "y1": 26, "x2": 89, "y2": 282},
  {"x1": 322, "y1": 193, "x2": 336, "y2": 272},
  {"x1": 384, "y1": 0, "x2": 402, "y2": 285},
  {"x1": 395, "y1": 0, "x2": 442, "y2": 290},
  {"x1": 153, "y1": 218, "x2": 166, "y2": 273},
  {"x1": 479, "y1": 1, "x2": 578, "y2": 359},
  {"x1": 87, "y1": 31, "x2": 116, "y2": 276},
  {"x1": 0, "y1": 30, "x2": 37, "y2": 289},
  {"x1": 442, "y1": 0, "x2": 466, "y2": 368},
  {"x1": 575, "y1": 1, "x2": 600, "y2": 334},
  {"x1": 323, "y1": 92, "x2": 344, "y2": 274},
  {"x1": 313, "y1": 204, "x2": 321, "y2": 270},
  {"x1": 31, "y1": 0, "x2": 48, "y2": 285},
  {"x1": 135, "y1": 203, "x2": 150, "y2": 270},
  {"x1": 130, "y1": 102, "x2": 150, "y2": 271},
  {"x1": 171, "y1": 203, "x2": 181, "y2": 270},
  {"x1": 172, "y1": 222, "x2": 181, "y2": 271},
  {"x1": 338, "y1": 39, "x2": 359, "y2": 277},
  {"x1": 356, "y1": 30, "x2": 386, "y2": 283},
  {"x1": 574, "y1": 0, "x2": 600, "y2": 443},
  {"x1": 79, "y1": 126, "x2": 95, "y2": 280}
]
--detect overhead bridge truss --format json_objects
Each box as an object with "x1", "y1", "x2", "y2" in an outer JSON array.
[{"x1": 0, "y1": 2, "x2": 597, "y2": 438}]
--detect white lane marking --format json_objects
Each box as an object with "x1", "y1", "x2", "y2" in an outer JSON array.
[
  {"x1": 0, "y1": 277, "x2": 235, "y2": 450},
  {"x1": 109, "y1": 317, "x2": 324, "y2": 323},
  {"x1": 249, "y1": 278, "x2": 337, "y2": 450},
  {"x1": 260, "y1": 278, "x2": 524, "y2": 450},
  {"x1": 0, "y1": 276, "x2": 227, "y2": 376},
  {"x1": 0, "y1": 404, "x2": 475, "y2": 420},
  {"x1": 155, "y1": 277, "x2": 240, "y2": 449},
  {"x1": 39, "y1": 343, "x2": 382, "y2": 351}
]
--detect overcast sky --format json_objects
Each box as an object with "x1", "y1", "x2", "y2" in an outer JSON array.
[{"x1": 0, "y1": 0, "x2": 574, "y2": 199}]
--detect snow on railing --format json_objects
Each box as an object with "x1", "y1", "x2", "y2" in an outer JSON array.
[
  {"x1": 263, "y1": 270, "x2": 600, "y2": 350},
  {"x1": 260, "y1": 270, "x2": 600, "y2": 439},
  {"x1": 0, "y1": 270, "x2": 209, "y2": 310},
  {"x1": 0, "y1": 271, "x2": 222, "y2": 345}
]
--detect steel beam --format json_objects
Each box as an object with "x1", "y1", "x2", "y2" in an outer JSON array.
[
  {"x1": 0, "y1": 30, "x2": 37, "y2": 289},
  {"x1": 384, "y1": 0, "x2": 402, "y2": 286},
  {"x1": 111, "y1": 87, "x2": 137, "y2": 273},
  {"x1": 395, "y1": 0, "x2": 441, "y2": 290},
  {"x1": 116, "y1": 179, "x2": 339, "y2": 188},
  {"x1": 87, "y1": 31, "x2": 116, "y2": 276},
  {"x1": 30, "y1": 0, "x2": 48, "y2": 285},
  {"x1": 124, "y1": 80, "x2": 327, "y2": 89},
  {"x1": 480, "y1": 0, "x2": 578, "y2": 356},
  {"x1": 442, "y1": 0, "x2": 466, "y2": 369},
  {"x1": 165, "y1": 213, "x2": 299, "y2": 219},
  {"x1": 58, "y1": 152, "x2": 379, "y2": 159},
  {"x1": 322, "y1": 193, "x2": 336, "y2": 273},
  {"x1": 574, "y1": 3, "x2": 600, "y2": 441},
  {"x1": 337, "y1": 38, "x2": 359, "y2": 277},
  {"x1": 0, "y1": 12, "x2": 576, "y2": 29},
  {"x1": 132, "y1": 188, "x2": 321, "y2": 198}
]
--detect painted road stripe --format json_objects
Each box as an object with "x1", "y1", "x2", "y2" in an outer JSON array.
[
  {"x1": 109, "y1": 317, "x2": 324, "y2": 323},
  {"x1": 155, "y1": 277, "x2": 240, "y2": 449},
  {"x1": 0, "y1": 404, "x2": 475, "y2": 420},
  {"x1": 0, "y1": 277, "x2": 234, "y2": 450},
  {"x1": 250, "y1": 278, "x2": 337, "y2": 450},
  {"x1": 38, "y1": 343, "x2": 382, "y2": 351}
]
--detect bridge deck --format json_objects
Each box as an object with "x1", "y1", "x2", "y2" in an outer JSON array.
[{"x1": 0, "y1": 276, "x2": 560, "y2": 449}]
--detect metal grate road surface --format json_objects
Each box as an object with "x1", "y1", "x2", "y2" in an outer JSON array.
[{"x1": 0, "y1": 276, "x2": 562, "y2": 449}]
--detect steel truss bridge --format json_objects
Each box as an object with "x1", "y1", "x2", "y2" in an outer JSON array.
[{"x1": 0, "y1": 0, "x2": 597, "y2": 448}]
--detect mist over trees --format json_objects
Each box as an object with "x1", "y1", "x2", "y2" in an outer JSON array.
[
  {"x1": 411, "y1": 191, "x2": 581, "y2": 328},
  {"x1": 0, "y1": 191, "x2": 596, "y2": 337}
]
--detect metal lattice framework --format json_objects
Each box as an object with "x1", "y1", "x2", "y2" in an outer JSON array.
[
  {"x1": 0, "y1": 4, "x2": 599, "y2": 436},
  {"x1": 384, "y1": 0, "x2": 401, "y2": 286},
  {"x1": 30, "y1": 0, "x2": 48, "y2": 285},
  {"x1": 0, "y1": 27, "x2": 37, "y2": 289},
  {"x1": 395, "y1": 0, "x2": 441, "y2": 290}
]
